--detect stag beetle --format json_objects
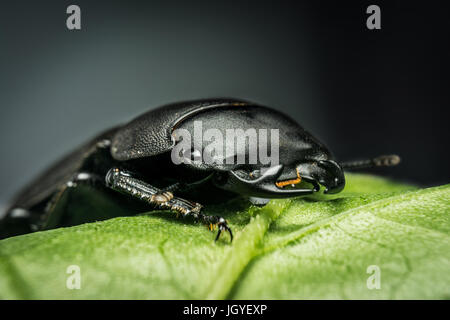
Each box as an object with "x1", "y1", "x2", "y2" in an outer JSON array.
[{"x1": 0, "y1": 99, "x2": 400, "y2": 241}]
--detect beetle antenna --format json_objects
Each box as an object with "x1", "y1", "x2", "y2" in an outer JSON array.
[{"x1": 340, "y1": 154, "x2": 401, "y2": 171}]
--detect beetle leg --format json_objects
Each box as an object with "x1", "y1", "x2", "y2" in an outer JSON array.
[
  {"x1": 106, "y1": 168, "x2": 199, "y2": 214},
  {"x1": 161, "y1": 182, "x2": 185, "y2": 193},
  {"x1": 105, "y1": 168, "x2": 233, "y2": 242},
  {"x1": 0, "y1": 208, "x2": 39, "y2": 239},
  {"x1": 195, "y1": 214, "x2": 232, "y2": 242},
  {"x1": 162, "y1": 173, "x2": 214, "y2": 194},
  {"x1": 66, "y1": 172, "x2": 104, "y2": 188},
  {"x1": 39, "y1": 172, "x2": 106, "y2": 230},
  {"x1": 215, "y1": 217, "x2": 233, "y2": 242},
  {"x1": 1, "y1": 171, "x2": 108, "y2": 235}
]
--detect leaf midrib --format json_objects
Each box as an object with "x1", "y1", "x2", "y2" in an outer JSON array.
[{"x1": 200, "y1": 200, "x2": 291, "y2": 299}]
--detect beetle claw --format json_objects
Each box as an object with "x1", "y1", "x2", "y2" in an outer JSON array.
[{"x1": 215, "y1": 218, "x2": 233, "y2": 242}]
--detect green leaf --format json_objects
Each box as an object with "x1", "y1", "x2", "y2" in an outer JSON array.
[{"x1": 0, "y1": 173, "x2": 448, "y2": 299}]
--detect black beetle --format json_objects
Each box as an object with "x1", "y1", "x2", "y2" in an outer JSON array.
[{"x1": 0, "y1": 99, "x2": 400, "y2": 241}]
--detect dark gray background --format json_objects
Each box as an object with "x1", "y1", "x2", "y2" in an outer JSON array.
[{"x1": 1, "y1": 0, "x2": 449, "y2": 209}]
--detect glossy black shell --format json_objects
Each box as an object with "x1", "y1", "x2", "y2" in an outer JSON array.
[
  {"x1": 111, "y1": 98, "x2": 332, "y2": 172},
  {"x1": 5, "y1": 98, "x2": 334, "y2": 221}
]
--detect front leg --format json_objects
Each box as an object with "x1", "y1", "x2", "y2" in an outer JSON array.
[{"x1": 105, "y1": 168, "x2": 232, "y2": 242}]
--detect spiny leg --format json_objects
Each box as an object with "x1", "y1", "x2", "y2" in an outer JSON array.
[
  {"x1": 105, "y1": 168, "x2": 232, "y2": 242},
  {"x1": 0, "y1": 208, "x2": 38, "y2": 239},
  {"x1": 41, "y1": 172, "x2": 106, "y2": 229},
  {"x1": 2, "y1": 172, "x2": 106, "y2": 236}
]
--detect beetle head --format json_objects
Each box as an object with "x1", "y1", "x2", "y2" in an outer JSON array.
[{"x1": 213, "y1": 159, "x2": 345, "y2": 198}]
